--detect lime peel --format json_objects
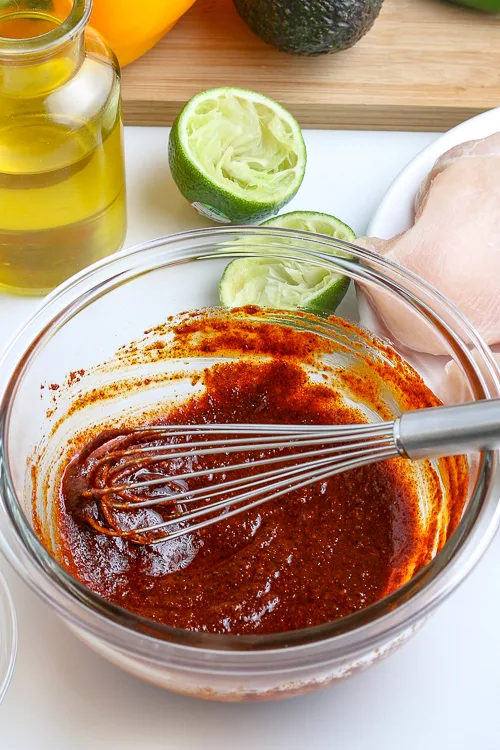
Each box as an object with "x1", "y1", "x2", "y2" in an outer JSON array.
[{"x1": 169, "y1": 87, "x2": 306, "y2": 224}]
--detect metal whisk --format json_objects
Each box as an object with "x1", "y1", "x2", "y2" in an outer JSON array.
[{"x1": 81, "y1": 399, "x2": 500, "y2": 545}]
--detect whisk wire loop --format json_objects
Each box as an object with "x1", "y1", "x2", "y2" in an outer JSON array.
[{"x1": 81, "y1": 399, "x2": 500, "y2": 545}]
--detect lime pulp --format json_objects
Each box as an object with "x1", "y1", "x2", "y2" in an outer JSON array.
[
  {"x1": 219, "y1": 210, "x2": 356, "y2": 314},
  {"x1": 168, "y1": 87, "x2": 307, "y2": 224}
]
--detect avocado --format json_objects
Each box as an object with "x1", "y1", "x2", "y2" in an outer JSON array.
[{"x1": 233, "y1": 0, "x2": 384, "y2": 56}]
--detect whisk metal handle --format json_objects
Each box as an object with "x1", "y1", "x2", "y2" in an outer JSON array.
[{"x1": 396, "y1": 398, "x2": 500, "y2": 460}]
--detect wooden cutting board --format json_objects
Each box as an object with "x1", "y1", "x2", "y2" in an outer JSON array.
[{"x1": 121, "y1": 0, "x2": 500, "y2": 132}]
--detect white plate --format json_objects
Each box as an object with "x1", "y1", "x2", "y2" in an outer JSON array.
[{"x1": 367, "y1": 108, "x2": 500, "y2": 239}]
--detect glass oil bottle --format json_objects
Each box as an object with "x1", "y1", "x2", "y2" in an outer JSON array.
[{"x1": 0, "y1": 0, "x2": 127, "y2": 294}]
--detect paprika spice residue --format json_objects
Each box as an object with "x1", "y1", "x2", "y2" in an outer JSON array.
[{"x1": 44, "y1": 308, "x2": 468, "y2": 635}]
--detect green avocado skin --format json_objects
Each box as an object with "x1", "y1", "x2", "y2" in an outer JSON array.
[{"x1": 233, "y1": 0, "x2": 384, "y2": 56}]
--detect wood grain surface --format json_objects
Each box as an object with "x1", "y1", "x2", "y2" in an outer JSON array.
[{"x1": 121, "y1": 0, "x2": 500, "y2": 131}]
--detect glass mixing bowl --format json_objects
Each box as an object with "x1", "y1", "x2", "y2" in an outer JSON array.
[
  {"x1": 0, "y1": 226, "x2": 499, "y2": 702},
  {"x1": 0, "y1": 568, "x2": 17, "y2": 705}
]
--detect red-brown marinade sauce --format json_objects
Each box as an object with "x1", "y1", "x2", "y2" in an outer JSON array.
[{"x1": 52, "y1": 310, "x2": 468, "y2": 636}]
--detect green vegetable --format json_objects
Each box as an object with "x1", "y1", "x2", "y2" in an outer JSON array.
[{"x1": 448, "y1": 0, "x2": 500, "y2": 11}]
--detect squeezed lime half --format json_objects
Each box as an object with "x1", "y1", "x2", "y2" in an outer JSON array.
[
  {"x1": 219, "y1": 210, "x2": 356, "y2": 313},
  {"x1": 168, "y1": 87, "x2": 307, "y2": 224}
]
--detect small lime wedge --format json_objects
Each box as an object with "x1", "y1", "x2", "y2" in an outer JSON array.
[
  {"x1": 168, "y1": 87, "x2": 306, "y2": 224},
  {"x1": 219, "y1": 210, "x2": 356, "y2": 314}
]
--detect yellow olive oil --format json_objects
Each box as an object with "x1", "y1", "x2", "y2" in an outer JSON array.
[{"x1": 0, "y1": 7, "x2": 126, "y2": 294}]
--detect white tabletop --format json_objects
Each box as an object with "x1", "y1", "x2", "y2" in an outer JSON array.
[{"x1": 1, "y1": 127, "x2": 499, "y2": 750}]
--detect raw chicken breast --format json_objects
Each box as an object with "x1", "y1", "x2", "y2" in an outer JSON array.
[
  {"x1": 439, "y1": 350, "x2": 500, "y2": 405},
  {"x1": 360, "y1": 132, "x2": 500, "y2": 355},
  {"x1": 415, "y1": 132, "x2": 500, "y2": 214}
]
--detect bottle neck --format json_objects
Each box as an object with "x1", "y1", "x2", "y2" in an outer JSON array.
[
  {"x1": 0, "y1": 36, "x2": 85, "y2": 96},
  {"x1": 0, "y1": 1, "x2": 90, "y2": 96}
]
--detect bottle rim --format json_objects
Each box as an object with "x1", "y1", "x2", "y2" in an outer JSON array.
[{"x1": 0, "y1": 0, "x2": 91, "y2": 57}]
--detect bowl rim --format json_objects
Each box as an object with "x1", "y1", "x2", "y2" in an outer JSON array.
[
  {"x1": 1, "y1": 225, "x2": 500, "y2": 658},
  {"x1": 0, "y1": 567, "x2": 17, "y2": 703}
]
